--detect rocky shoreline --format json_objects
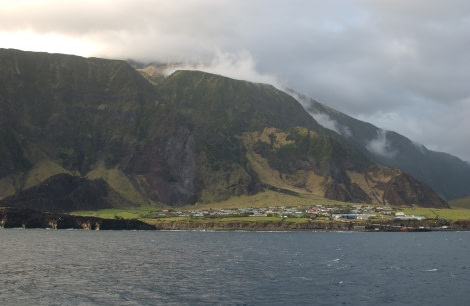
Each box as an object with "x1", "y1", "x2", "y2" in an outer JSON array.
[
  {"x1": 2, "y1": 207, "x2": 469, "y2": 231},
  {"x1": 150, "y1": 219, "x2": 469, "y2": 232},
  {"x1": 0, "y1": 207, "x2": 155, "y2": 230}
]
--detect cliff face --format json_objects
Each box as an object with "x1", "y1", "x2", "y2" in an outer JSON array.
[
  {"x1": 383, "y1": 172, "x2": 450, "y2": 208},
  {"x1": 128, "y1": 127, "x2": 199, "y2": 205},
  {"x1": 0, "y1": 49, "x2": 450, "y2": 211}
]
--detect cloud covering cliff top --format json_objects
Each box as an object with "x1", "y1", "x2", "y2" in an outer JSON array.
[{"x1": 1, "y1": 0, "x2": 469, "y2": 161}]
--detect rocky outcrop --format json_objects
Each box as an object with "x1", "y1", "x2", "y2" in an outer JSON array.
[
  {"x1": 0, "y1": 173, "x2": 133, "y2": 212},
  {"x1": 383, "y1": 172, "x2": 450, "y2": 208},
  {"x1": 0, "y1": 207, "x2": 155, "y2": 230}
]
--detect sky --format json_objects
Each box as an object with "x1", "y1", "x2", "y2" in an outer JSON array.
[{"x1": 1, "y1": 0, "x2": 469, "y2": 161}]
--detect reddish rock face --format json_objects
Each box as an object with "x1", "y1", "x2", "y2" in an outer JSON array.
[
  {"x1": 129, "y1": 127, "x2": 199, "y2": 206},
  {"x1": 383, "y1": 172, "x2": 450, "y2": 208}
]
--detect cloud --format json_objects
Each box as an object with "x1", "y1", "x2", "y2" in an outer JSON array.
[
  {"x1": 162, "y1": 50, "x2": 281, "y2": 88},
  {"x1": 288, "y1": 92, "x2": 352, "y2": 137},
  {"x1": 412, "y1": 141, "x2": 427, "y2": 155},
  {"x1": 366, "y1": 129, "x2": 398, "y2": 159},
  {"x1": 309, "y1": 113, "x2": 352, "y2": 137},
  {"x1": 0, "y1": 0, "x2": 469, "y2": 161},
  {"x1": 358, "y1": 96, "x2": 470, "y2": 162},
  {"x1": 0, "y1": 30, "x2": 99, "y2": 56}
]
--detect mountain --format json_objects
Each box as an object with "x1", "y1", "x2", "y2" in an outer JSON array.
[
  {"x1": 0, "y1": 49, "x2": 449, "y2": 211},
  {"x1": 0, "y1": 173, "x2": 133, "y2": 212},
  {"x1": 293, "y1": 93, "x2": 470, "y2": 200}
]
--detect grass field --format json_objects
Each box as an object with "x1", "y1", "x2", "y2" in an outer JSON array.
[
  {"x1": 401, "y1": 207, "x2": 470, "y2": 221},
  {"x1": 71, "y1": 208, "x2": 154, "y2": 220},
  {"x1": 216, "y1": 216, "x2": 311, "y2": 223},
  {"x1": 70, "y1": 191, "x2": 470, "y2": 223},
  {"x1": 181, "y1": 190, "x2": 349, "y2": 210},
  {"x1": 449, "y1": 196, "x2": 470, "y2": 209}
]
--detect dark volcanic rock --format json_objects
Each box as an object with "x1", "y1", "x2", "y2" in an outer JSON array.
[
  {"x1": 128, "y1": 127, "x2": 198, "y2": 206},
  {"x1": 0, "y1": 207, "x2": 155, "y2": 230},
  {"x1": 0, "y1": 173, "x2": 133, "y2": 212}
]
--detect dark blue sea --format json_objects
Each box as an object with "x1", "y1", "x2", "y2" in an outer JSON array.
[{"x1": 1, "y1": 230, "x2": 469, "y2": 305}]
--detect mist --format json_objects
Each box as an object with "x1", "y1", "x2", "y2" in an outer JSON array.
[{"x1": 1, "y1": 0, "x2": 469, "y2": 161}]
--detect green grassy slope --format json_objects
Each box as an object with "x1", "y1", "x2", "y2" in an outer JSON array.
[{"x1": 449, "y1": 196, "x2": 470, "y2": 209}]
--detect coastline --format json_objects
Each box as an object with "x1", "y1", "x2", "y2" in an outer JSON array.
[
  {"x1": 2, "y1": 207, "x2": 469, "y2": 231},
  {"x1": 148, "y1": 219, "x2": 468, "y2": 232},
  {"x1": 0, "y1": 207, "x2": 154, "y2": 230}
]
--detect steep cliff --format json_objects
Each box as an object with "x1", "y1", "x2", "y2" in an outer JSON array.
[{"x1": 0, "y1": 49, "x2": 450, "y2": 210}]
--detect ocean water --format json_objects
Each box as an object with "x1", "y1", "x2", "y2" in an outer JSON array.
[{"x1": 1, "y1": 230, "x2": 469, "y2": 305}]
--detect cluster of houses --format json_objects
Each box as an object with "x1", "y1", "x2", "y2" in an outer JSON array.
[{"x1": 155, "y1": 204, "x2": 426, "y2": 221}]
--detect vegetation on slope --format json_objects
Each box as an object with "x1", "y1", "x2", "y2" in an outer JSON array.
[
  {"x1": 0, "y1": 49, "x2": 451, "y2": 211},
  {"x1": 303, "y1": 95, "x2": 470, "y2": 200},
  {"x1": 449, "y1": 196, "x2": 470, "y2": 209}
]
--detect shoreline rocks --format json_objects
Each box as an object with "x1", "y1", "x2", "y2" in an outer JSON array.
[{"x1": 0, "y1": 207, "x2": 155, "y2": 230}]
